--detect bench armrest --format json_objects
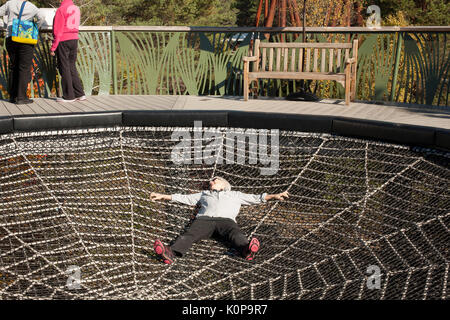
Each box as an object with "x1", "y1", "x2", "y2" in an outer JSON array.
[
  {"x1": 243, "y1": 56, "x2": 258, "y2": 62},
  {"x1": 345, "y1": 57, "x2": 357, "y2": 65}
]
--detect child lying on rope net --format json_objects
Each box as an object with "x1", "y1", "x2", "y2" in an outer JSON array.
[{"x1": 151, "y1": 176, "x2": 289, "y2": 264}]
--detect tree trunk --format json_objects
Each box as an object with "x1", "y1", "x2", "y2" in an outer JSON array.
[
  {"x1": 256, "y1": 0, "x2": 264, "y2": 27},
  {"x1": 264, "y1": 0, "x2": 278, "y2": 39},
  {"x1": 287, "y1": 0, "x2": 295, "y2": 26},
  {"x1": 331, "y1": 1, "x2": 342, "y2": 27},
  {"x1": 290, "y1": 0, "x2": 303, "y2": 27},
  {"x1": 265, "y1": 0, "x2": 277, "y2": 27},
  {"x1": 324, "y1": 3, "x2": 333, "y2": 27},
  {"x1": 265, "y1": 0, "x2": 269, "y2": 20},
  {"x1": 281, "y1": 0, "x2": 287, "y2": 27},
  {"x1": 345, "y1": 0, "x2": 352, "y2": 27},
  {"x1": 354, "y1": 0, "x2": 364, "y2": 26}
]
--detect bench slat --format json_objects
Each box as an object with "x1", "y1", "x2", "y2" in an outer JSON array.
[
  {"x1": 259, "y1": 42, "x2": 353, "y2": 49},
  {"x1": 291, "y1": 48, "x2": 296, "y2": 72},
  {"x1": 275, "y1": 48, "x2": 280, "y2": 71},
  {"x1": 336, "y1": 49, "x2": 341, "y2": 72},
  {"x1": 269, "y1": 48, "x2": 274, "y2": 71},
  {"x1": 321, "y1": 49, "x2": 326, "y2": 73},
  {"x1": 284, "y1": 48, "x2": 289, "y2": 72},
  {"x1": 313, "y1": 48, "x2": 318, "y2": 72},
  {"x1": 262, "y1": 48, "x2": 267, "y2": 71},
  {"x1": 306, "y1": 48, "x2": 311, "y2": 72},
  {"x1": 248, "y1": 71, "x2": 345, "y2": 81},
  {"x1": 298, "y1": 48, "x2": 303, "y2": 72},
  {"x1": 329, "y1": 48, "x2": 334, "y2": 72}
]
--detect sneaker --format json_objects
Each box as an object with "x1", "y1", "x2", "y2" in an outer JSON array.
[
  {"x1": 244, "y1": 237, "x2": 260, "y2": 261},
  {"x1": 76, "y1": 95, "x2": 87, "y2": 101},
  {"x1": 56, "y1": 97, "x2": 76, "y2": 103},
  {"x1": 153, "y1": 239, "x2": 175, "y2": 265}
]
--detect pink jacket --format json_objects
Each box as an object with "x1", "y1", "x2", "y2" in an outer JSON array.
[{"x1": 51, "y1": 0, "x2": 80, "y2": 52}]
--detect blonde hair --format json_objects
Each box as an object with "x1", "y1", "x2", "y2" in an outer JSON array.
[{"x1": 212, "y1": 176, "x2": 231, "y2": 191}]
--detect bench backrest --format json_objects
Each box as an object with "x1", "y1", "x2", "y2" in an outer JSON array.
[{"x1": 253, "y1": 39, "x2": 358, "y2": 74}]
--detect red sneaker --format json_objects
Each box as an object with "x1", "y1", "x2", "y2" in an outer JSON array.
[
  {"x1": 245, "y1": 237, "x2": 260, "y2": 261},
  {"x1": 153, "y1": 239, "x2": 175, "y2": 264}
]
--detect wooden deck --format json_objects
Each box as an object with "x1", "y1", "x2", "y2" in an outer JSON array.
[{"x1": 0, "y1": 95, "x2": 449, "y2": 130}]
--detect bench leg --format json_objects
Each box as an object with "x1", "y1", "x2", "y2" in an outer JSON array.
[
  {"x1": 351, "y1": 64, "x2": 357, "y2": 101},
  {"x1": 244, "y1": 79, "x2": 249, "y2": 101},
  {"x1": 345, "y1": 88, "x2": 350, "y2": 106},
  {"x1": 243, "y1": 61, "x2": 249, "y2": 101},
  {"x1": 345, "y1": 64, "x2": 351, "y2": 105}
]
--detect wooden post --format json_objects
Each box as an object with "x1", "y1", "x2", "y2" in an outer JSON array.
[{"x1": 254, "y1": 39, "x2": 261, "y2": 72}]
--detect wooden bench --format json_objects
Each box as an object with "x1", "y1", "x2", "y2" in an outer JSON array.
[{"x1": 243, "y1": 39, "x2": 358, "y2": 105}]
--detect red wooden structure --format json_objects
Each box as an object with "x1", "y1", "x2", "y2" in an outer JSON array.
[{"x1": 256, "y1": 0, "x2": 305, "y2": 28}]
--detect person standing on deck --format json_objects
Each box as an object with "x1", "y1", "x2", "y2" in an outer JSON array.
[
  {"x1": 0, "y1": 0, "x2": 46, "y2": 104},
  {"x1": 50, "y1": 0, "x2": 85, "y2": 103}
]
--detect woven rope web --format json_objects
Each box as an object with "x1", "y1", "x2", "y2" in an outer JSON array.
[{"x1": 0, "y1": 126, "x2": 448, "y2": 300}]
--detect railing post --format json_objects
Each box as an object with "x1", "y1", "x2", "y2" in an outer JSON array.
[
  {"x1": 110, "y1": 29, "x2": 118, "y2": 95},
  {"x1": 390, "y1": 31, "x2": 403, "y2": 102}
]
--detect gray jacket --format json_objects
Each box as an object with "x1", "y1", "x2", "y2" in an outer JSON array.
[
  {"x1": 0, "y1": 0, "x2": 45, "y2": 37},
  {"x1": 171, "y1": 190, "x2": 268, "y2": 222}
]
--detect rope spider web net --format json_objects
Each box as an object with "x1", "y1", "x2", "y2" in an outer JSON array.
[{"x1": 0, "y1": 126, "x2": 448, "y2": 300}]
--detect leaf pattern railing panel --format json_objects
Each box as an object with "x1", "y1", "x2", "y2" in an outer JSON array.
[
  {"x1": 396, "y1": 32, "x2": 449, "y2": 106},
  {"x1": 77, "y1": 32, "x2": 112, "y2": 96},
  {"x1": 114, "y1": 31, "x2": 252, "y2": 96},
  {"x1": 356, "y1": 33, "x2": 397, "y2": 102}
]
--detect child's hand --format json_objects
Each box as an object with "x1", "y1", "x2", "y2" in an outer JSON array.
[
  {"x1": 274, "y1": 191, "x2": 289, "y2": 201},
  {"x1": 150, "y1": 192, "x2": 165, "y2": 201}
]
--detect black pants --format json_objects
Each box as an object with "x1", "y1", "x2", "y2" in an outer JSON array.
[
  {"x1": 56, "y1": 39, "x2": 85, "y2": 100},
  {"x1": 171, "y1": 217, "x2": 249, "y2": 257},
  {"x1": 6, "y1": 37, "x2": 35, "y2": 102}
]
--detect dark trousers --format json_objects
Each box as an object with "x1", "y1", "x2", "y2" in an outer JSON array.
[
  {"x1": 56, "y1": 39, "x2": 85, "y2": 100},
  {"x1": 171, "y1": 217, "x2": 249, "y2": 257},
  {"x1": 6, "y1": 37, "x2": 35, "y2": 102}
]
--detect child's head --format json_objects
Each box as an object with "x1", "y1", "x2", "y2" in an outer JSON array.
[{"x1": 209, "y1": 176, "x2": 231, "y2": 192}]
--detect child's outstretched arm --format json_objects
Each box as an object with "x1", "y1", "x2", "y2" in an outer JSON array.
[
  {"x1": 265, "y1": 191, "x2": 289, "y2": 201},
  {"x1": 150, "y1": 192, "x2": 202, "y2": 206},
  {"x1": 236, "y1": 191, "x2": 289, "y2": 205},
  {"x1": 150, "y1": 192, "x2": 172, "y2": 201}
]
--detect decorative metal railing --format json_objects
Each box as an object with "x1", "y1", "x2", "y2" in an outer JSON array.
[{"x1": 0, "y1": 26, "x2": 448, "y2": 107}]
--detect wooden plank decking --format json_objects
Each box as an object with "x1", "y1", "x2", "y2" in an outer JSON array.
[{"x1": 0, "y1": 95, "x2": 449, "y2": 130}]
